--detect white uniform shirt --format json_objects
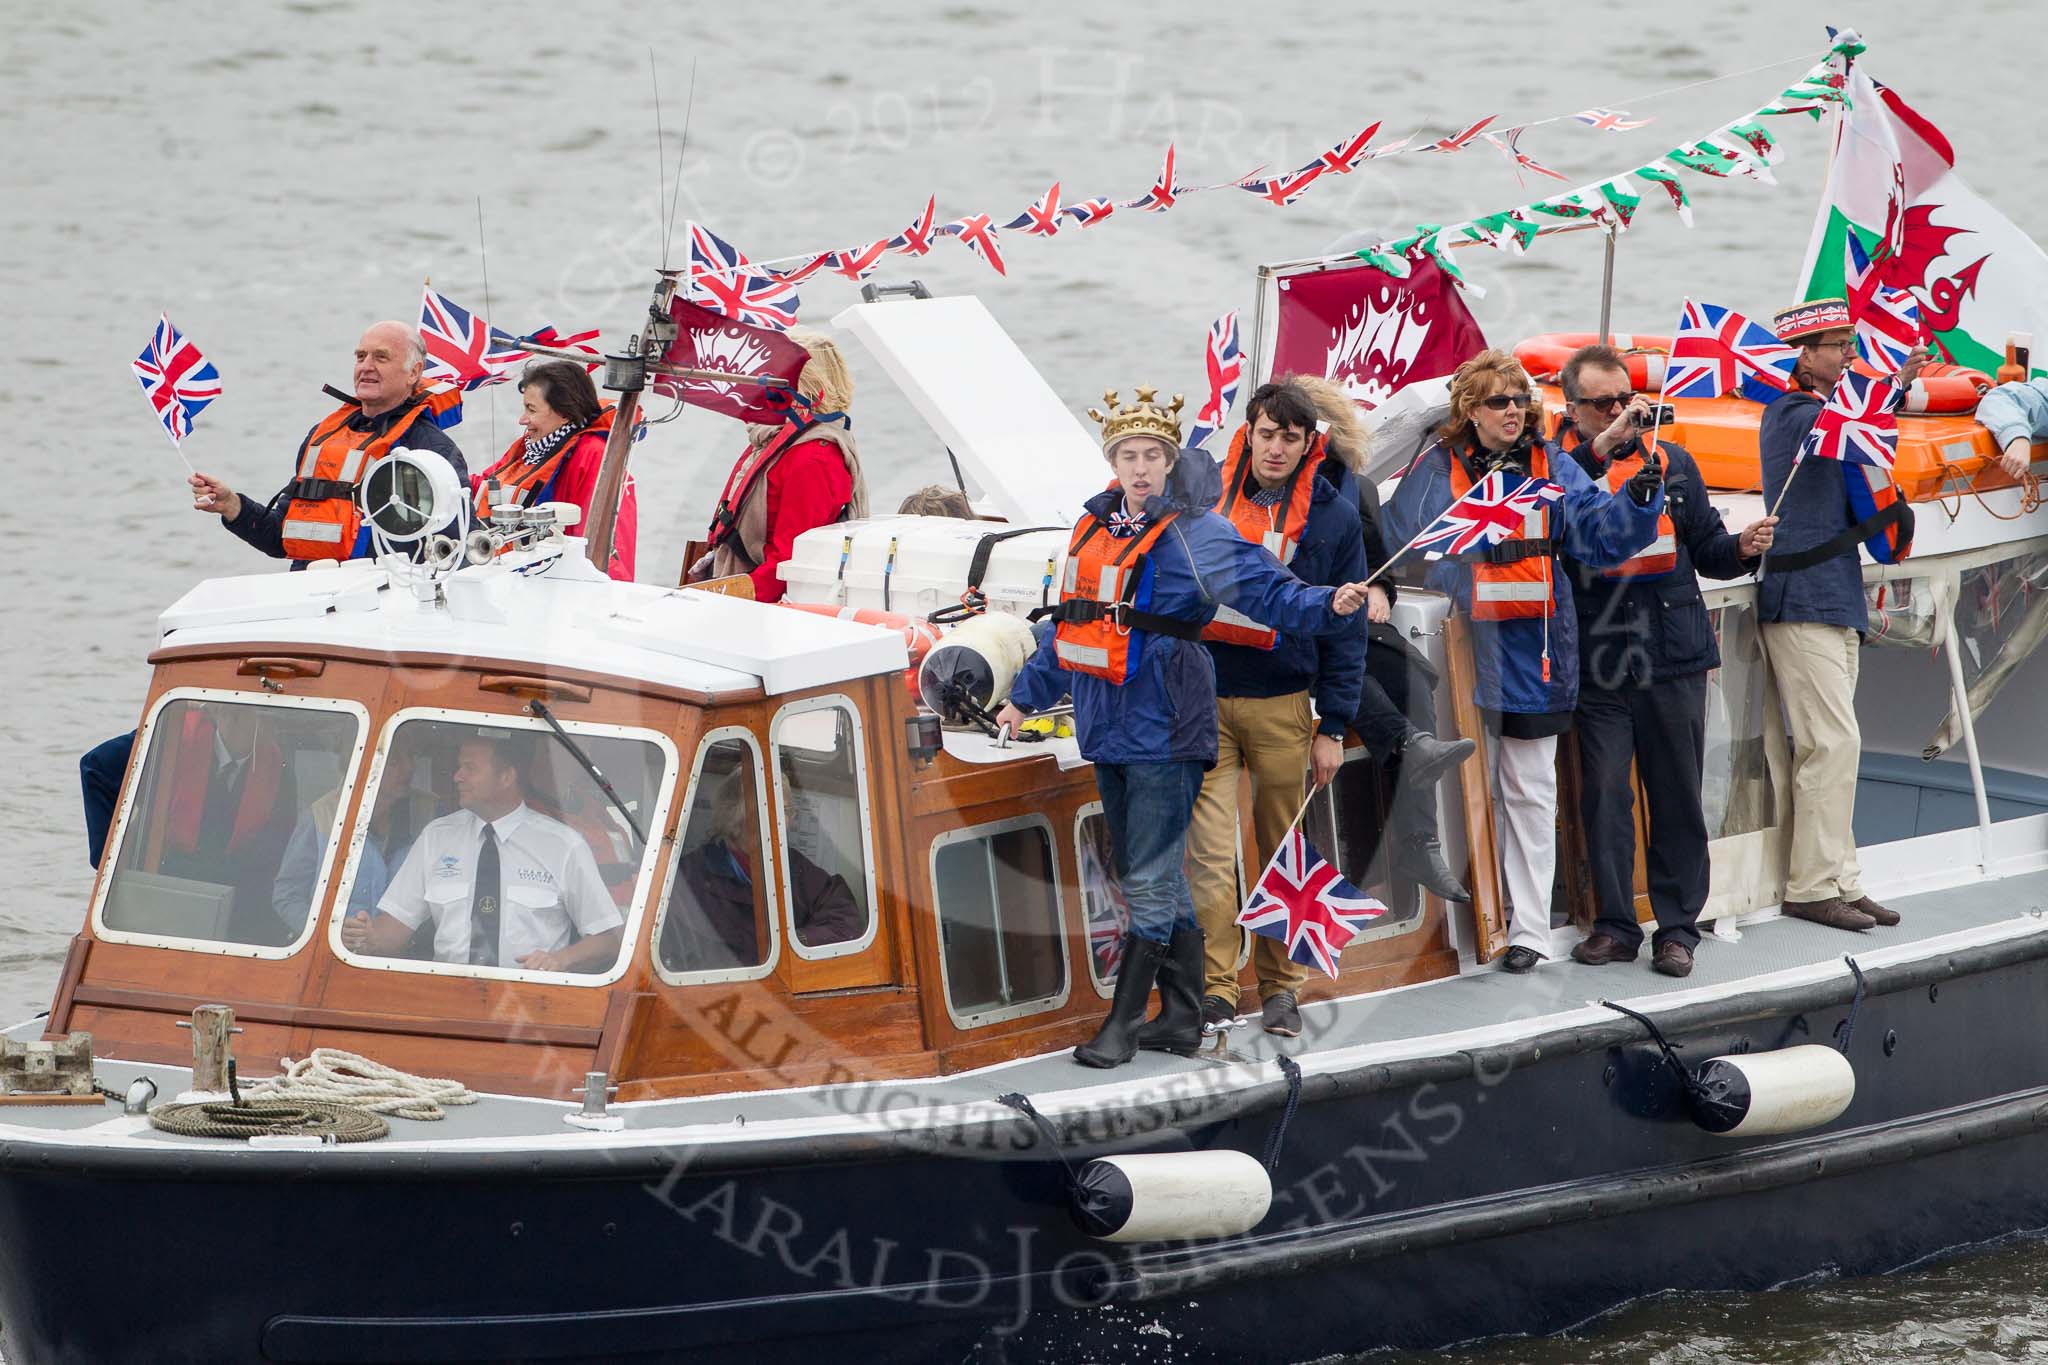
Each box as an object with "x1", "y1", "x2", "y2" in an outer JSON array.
[{"x1": 378, "y1": 804, "x2": 622, "y2": 968}]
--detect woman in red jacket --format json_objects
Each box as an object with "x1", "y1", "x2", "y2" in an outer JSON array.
[
  {"x1": 689, "y1": 330, "x2": 868, "y2": 602},
  {"x1": 471, "y1": 360, "x2": 638, "y2": 581}
]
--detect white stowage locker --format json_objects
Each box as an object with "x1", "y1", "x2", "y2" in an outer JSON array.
[{"x1": 779, "y1": 516, "x2": 1070, "y2": 620}]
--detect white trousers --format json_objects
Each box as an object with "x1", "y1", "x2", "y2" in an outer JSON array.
[{"x1": 1494, "y1": 734, "x2": 1559, "y2": 956}]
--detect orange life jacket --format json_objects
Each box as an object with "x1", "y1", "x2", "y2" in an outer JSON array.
[
  {"x1": 1596, "y1": 446, "x2": 1678, "y2": 579},
  {"x1": 1200, "y1": 430, "x2": 1323, "y2": 648},
  {"x1": 473, "y1": 404, "x2": 617, "y2": 525},
  {"x1": 1447, "y1": 445, "x2": 1555, "y2": 622},
  {"x1": 1046, "y1": 511, "x2": 1198, "y2": 682},
  {"x1": 279, "y1": 384, "x2": 464, "y2": 561}
]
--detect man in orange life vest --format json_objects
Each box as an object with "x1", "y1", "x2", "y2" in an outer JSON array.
[
  {"x1": 1758, "y1": 302, "x2": 1928, "y2": 932},
  {"x1": 187, "y1": 320, "x2": 469, "y2": 564},
  {"x1": 1183, "y1": 380, "x2": 1367, "y2": 1040},
  {"x1": 1554, "y1": 345, "x2": 1780, "y2": 977}
]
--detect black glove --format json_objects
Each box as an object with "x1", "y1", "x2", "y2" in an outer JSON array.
[{"x1": 1624, "y1": 456, "x2": 1663, "y2": 506}]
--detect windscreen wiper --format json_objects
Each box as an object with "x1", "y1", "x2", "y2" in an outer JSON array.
[{"x1": 525, "y1": 700, "x2": 649, "y2": 846}]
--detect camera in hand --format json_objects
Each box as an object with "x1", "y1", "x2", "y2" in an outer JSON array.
[{"x1": 1631, "y1": 403, "x2": 1677, "y2": 428}]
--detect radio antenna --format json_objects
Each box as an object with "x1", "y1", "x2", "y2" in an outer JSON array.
[
  {"x1": 661, "y1": 57, "x2": 699, "y2": 268},
  {"x1": 652, "y1": 52, "x2": 670, "y2": 269},
  {"x1": 476, "y1": 195, "x2": 497, "y2": 453}
]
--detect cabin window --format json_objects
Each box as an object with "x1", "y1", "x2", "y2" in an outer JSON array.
[
  {"x1": 931, "y1": 815, "x2": 1069, "y2": 1026},
  {"x1": 1704, "y1": 600, "x2": 1779, "y2": 839},
  {"x1": 1075, "y1": 805, "x2": 1129, "y2": 994},
  {"x1": 328, "y1": 710, "x2": 675, "y2": 985},
  {"x1": 652, "y1": 729, "x2": 780, "y2": 982},
  {"x1": 769, "y1": 698, "x2": 878, "y2": 959},
  {"x1": 93, "y1": 691, "x2": 368, "y2": 956}
]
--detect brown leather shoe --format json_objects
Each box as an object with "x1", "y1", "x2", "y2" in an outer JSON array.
[
  {"x1": 1652, "y1": 942, "x2": 1694, "y2": 978},
  {"x1": 1782, "y1": 897, "x2": 1877, "y2": 931},
  {"x1": 1571, "y1": 933, "x2": 1641, "y2": 965},
  {"x1": 1844, "y1": 894, "x2": 1900, "y2": 926}
]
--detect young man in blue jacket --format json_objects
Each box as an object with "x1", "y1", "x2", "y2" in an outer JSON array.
[
  {"x1": 1553, "y1": 346, "x2": 1779, "y2": 977},
  {"x1": 996, "y1": 387, "x2": 1369, "y2": 1068},
  {"x1": 1182, "y1": 381, "x2": 1366, "y2": 1039}
]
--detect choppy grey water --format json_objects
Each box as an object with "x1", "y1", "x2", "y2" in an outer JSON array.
[{"x1": 4, "y1": 2, "x2": 2045, "y2": 1359}]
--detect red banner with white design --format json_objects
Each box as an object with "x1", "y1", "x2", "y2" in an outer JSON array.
[{"x1": 1267, "y1": 256, "x2": 1488, "y2": 409}]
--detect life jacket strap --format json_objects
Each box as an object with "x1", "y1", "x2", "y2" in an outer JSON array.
[
  {"x1": 1448, "y1": 537, "x2": 1556, "y2": 565},
  {"x1": 1033, "y1": 598, "x2": 1207, "y2": 640},
  {"x1": 287, "y1": 476, "x2": 360, "y2": 503},
  {"x1": 1762, "y1": 500, "x2": 1912, "y2": 573}
]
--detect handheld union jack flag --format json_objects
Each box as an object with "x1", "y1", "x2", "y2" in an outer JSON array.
[
  {"x1": 940, "y1": 214, "x2": 1007, "y2": 276},
  {"x1": 1410, "y1": 471, "x2": 1564, "y2": 561},
  {"x1": 1185, "y1": 311, "x2": 1242, "y2": 451},
  {"x1": 1856, "y1": 287, "x2": 1924, "y2": 372},
  {"x1": 1002, "y1": 182, "x2": 1064, "y2": 238},
  {"x1": 1424, "y1": 115, "x2": 1496, "y2": 154},
  {"x1": 1667, "y1": 299, "x2": 1799, "y2": 404},
  {"x1": 1124, "y1": 143, "x2": 1184, "y2": 212},
  {"x1": 887, "y1": 195, "x2": 940, "y2": 256},
  {"x1": 684, "y1": 222, "x2": 802, "y2": 332},
  {"x1": 1062, "y1": 197, "x2": 1116, "y2": 229},
  {"x1": 419, "y1": 288, "x2": 529, "y2": 392},
  {"x1": 1572, "y1": 107, "x2": 1651, "y2": 132},
  {"x1": 1237, "y1": 828, "x2": 1388, "y2": 978},
  {"x1": 1798, "y1": 370, "x2": 1902, "y2": 472},
  {"x1": 132, "y1": 314, "x2": 221, "y2": 447}
]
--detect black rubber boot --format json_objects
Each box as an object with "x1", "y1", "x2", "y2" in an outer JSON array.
[
  {"x1": 1133, "y1": 928, "x2": 1205, "y2": 1056},
  {"x1": 1398, "y1": 730, "x2": 1477, "y2": 792},
  {"x1": 1074, "y1": 933, "x2": 1170, "y2": 1069},
  {"x1": 1394, "y1": 828, "x2": 1471, "y2": 903}
]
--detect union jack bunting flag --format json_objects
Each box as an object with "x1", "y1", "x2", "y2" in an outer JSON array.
[
  {"x1": 1124, "y1": 143, "x2": 1184, "y2": 212},
  {"x1": 132, "y1": 314, "x2": 221, "y2": 446},
  {"x1": 1062, "y1": 197, "x2": 1116, "y2": 229},
  {"x1": 1424, "y1": 115, "x2": 1496, "y2": 154},
  {"x1": 940, "y1": 214, "x2": 1007, "y2": 276},
  {"x1": 1572, "y1": 107, "x2": 1651, "y2": 132},
  {"x1": 1002, "y1": 182, "x2": 1064, "y2": 237},
  {"x1": 684, "y1": 222, "x2": 802, "y2": 332},
  {"x1": 1237, "y1": 828, "x2": 1388, "y2": 979},
  {"x1": 1484, "y1": 128, "x2": 1570, "y2": 184},
  {"x1": 1237, "y1": 162, "x2": 1324, "y2": 208},
  {"x1": 1666, "y1": 299, "x2": 1799, "y2": 403},
  {"x1": 419, "y1": 288, "x2": 530, "y2": 391},
  {"x1": 826, "y1": 238, "x2": 891, "y2": 282},
  {"x1": 1798, "y1": 370, "x2": 1901, "y2": 472},
  {"x1": 1185, "y1": 311, "x2": 1242, "y2": 451},
  {"x1": 767, "y1": 252, "x2": 835, "y2": 286},
  {"x1": 1410, "y1": 471, "x2": 1564, "y2": 560},
  {"x1": 887, "y1": 195, "x2": 939, "y2": 256},
  {"x1": 1308, "y1": 121, "x2": 1386, "y2": 174},
  {"x1": 526, "y1": 324, "x2": 603, "y2": 372}
]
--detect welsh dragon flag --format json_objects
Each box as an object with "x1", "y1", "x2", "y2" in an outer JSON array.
[{"x1": 1797, "y1": 59, "x2": 2048, "y2": 377}]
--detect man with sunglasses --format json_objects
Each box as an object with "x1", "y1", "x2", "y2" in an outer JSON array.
[
  {"x1": 1756, "y1": 302, "x2": 1928, "y2": 933},
  {"x1": 1552, "y1": 345, "x2": 1779, "y2": 977}
]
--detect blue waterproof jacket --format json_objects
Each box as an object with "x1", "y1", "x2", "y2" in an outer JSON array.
[
  {"x1": 1196, "y1": 459, "x2": 1367, "y2": 737},
  {"x1": 1009, "y1": 485, "x2": 1362, "y2": 765},
  {"x1": 1387, "y1": 438, "x2": 1663, "y2": 714}
]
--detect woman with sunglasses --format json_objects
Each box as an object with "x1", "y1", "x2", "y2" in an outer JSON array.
[{"x1": 1385, "y1": 349, "x2": 1664, "y2": 972}]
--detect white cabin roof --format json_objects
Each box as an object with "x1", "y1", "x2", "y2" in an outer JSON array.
[{"x1": 156, "y1": 550, "x2": 909, "y2": 697}]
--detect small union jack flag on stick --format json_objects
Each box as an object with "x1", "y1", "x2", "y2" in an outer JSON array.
[
  {"x1": 1666, "y1": 299, "x2": 1799, "y2": 404},
  {"x1": 132, "y1": 314, "x2": 221, "y2": 455},
  {"x1": 1408, "y1": 470, "x2": 1565, "y2": 561},
  {"x1": 1185, "y1": 311, "x2": 1242, "y2": 451},
  {"x1": 1237, "y1": 824, "x2": 1388, "y2": 979},
  {"x1": 1797, "y1": 370, "x2": 1902, "y2": 473}
]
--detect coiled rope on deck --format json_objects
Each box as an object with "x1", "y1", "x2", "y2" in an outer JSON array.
[
  {"x1": 240, "y1": 1048, "x2": 479, "y2": 1121},
  {"x1": 149, "y1": 1098, "x2": 390, "y2": 1143}
]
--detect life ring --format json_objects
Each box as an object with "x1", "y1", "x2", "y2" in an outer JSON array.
[
  {"x1": 777, "y1": 602, "x2": 946, "y2": 698},
  {"x1": 1894, "y1": 362, "x2": 1992, "y2": 415},
  {"x1": 1513, "y1": 334, "x2": 1671, "y2": 392}
]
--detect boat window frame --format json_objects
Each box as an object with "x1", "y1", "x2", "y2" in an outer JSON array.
[
  {"x1": 929, "y1": 812, "x2": 1072, "y2": 1029},
  {"x1": 324, "y1": 704, "x2": 679, "y2": 990},
  {"x1": 648, "y1": 725, "x2": 783, "y2": 987},
  {"x1": 767, "y1": 694, "x2": 881, "y2": 962},
  {"x1": 90, "y1": 686, "x2": 372, "y2": 960},
  {"x1": 1073, "y1": 801, "x2": 1123, "y2": 1000}
]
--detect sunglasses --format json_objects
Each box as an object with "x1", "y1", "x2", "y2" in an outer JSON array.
[
  {"x1": 1477, "y1": 393, "x2": 1531, "y2": 411},
  {"x1": 1571, "y1": 393, "x2": 1632, "y2": 413}
]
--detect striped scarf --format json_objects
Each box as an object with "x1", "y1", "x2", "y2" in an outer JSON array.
[{"x1": 522, "y1": 420, "x2": 583, "y2": 467}]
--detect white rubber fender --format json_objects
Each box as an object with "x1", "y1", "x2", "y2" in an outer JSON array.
[
  {"x1": 916, "y1": 610, "x2": 1037, "y2": 719},
  {"x1": 1691, "y1": 1044, "x2": 1856, "y2": 1138},
  {"x1": 1072, "y1": 1150, "x2": 1273, "y2": 1243}
]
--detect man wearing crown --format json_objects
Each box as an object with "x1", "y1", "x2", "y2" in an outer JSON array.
[{"x1": 995, "y1": 387, "x2": 1371, "y2": 1069}]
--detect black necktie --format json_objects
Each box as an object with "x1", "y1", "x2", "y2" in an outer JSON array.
[{"x1": 469, "y1": 825, "x2": 500, "y2": 966}]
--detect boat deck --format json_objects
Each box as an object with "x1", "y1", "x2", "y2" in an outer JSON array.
[{"x1": 22, "y1": 869, "x2": 2048, "y2": 1149}]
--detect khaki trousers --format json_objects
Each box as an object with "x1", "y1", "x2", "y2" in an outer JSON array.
[
  {"x1": 1188, "y1": 691, "x2": 1315, "y2": 1005},
  {"x1": 1760, "y1": 620, "x2": 1865, "y2": 902}
]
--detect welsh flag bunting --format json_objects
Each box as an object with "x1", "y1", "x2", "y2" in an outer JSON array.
[
  {"x1": 1634, "y1": 161, "x2": 1694, "y2": 226},
  {"x1": 1595, "y1": 178, "x2": 1643, "y2": 228},
  {"x1": 1797, "y1": 61, "x2": 2048, "y2": 377}
]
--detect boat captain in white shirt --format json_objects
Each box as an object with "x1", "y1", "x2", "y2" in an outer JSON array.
[{"x1": 341, "y1": 733, "x2": 624, "y2": 972}]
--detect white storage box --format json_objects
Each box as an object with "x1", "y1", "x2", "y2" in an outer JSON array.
[{"x1": 780, "y1": 516, "x2": 1071, "y2": 620}]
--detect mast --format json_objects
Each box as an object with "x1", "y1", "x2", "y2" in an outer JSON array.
[{"x1": 582, "y1": 271, "x2": 679, "y2": 571}]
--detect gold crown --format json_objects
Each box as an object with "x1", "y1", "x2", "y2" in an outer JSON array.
[{"x1": 1087, "y1": 386, "x2": 1185, "y2": 451}]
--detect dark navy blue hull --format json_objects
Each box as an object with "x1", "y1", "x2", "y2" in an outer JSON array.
[{"x1": 0, "y1": 937, "x2": 2042, "y2": 1364}]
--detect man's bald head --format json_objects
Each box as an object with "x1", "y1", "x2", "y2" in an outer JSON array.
[{"x1": 353, "y1": 320, "x2": 427, "y2": 417}]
